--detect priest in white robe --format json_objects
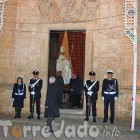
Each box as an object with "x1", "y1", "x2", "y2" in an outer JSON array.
[{"x1": 56, "y1": 46, "x2": 72, "y2": 84}]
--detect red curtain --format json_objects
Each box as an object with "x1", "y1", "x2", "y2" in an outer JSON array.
[{"x1": 59, "y1": 31, "x2": 85, "y2": 80}]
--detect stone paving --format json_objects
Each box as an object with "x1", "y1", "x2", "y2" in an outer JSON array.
[{"x1": 0, "y1": 113, "x2": 140, "y2": 140}]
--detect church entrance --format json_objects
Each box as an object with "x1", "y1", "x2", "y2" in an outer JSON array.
[{"x1": 48, "y1": 30, "x2": 86, "y2": 109}]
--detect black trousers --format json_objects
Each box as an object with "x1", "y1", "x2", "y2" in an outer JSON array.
[
  {"x1": 47, "y1": 117, "x2": 55, "y2": 131},
  {"x1": 15, "y1": 107, "x2": 22, "y2": 114},
  {"x1": 30, "y1": 95, "x2": 40, "y2": 115},
  {"x1": 104, "y1": 96, "x2": 115, "y2": 122},
  {"x1": 72, "y1": 94, "x2": 81, "y2": 107},
  {"x1": 58, "y1": 91, "x2": 63, "y2": 108},
  {"x1": 86, "y1": 95, "x2": 97, "y2": 117}
]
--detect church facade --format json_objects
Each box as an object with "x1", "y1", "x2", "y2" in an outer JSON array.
[{"x1": 0, "y1": 0, "x2": 140, "y2": 119}]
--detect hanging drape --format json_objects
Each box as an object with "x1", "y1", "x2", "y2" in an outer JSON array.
[{"x1": 48, "y1": 33, "x2": 60, "y2": 78}]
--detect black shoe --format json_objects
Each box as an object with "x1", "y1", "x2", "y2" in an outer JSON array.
[
  {"x1": 103, "y1": 119, "x2": 107, "y2": 123},
  {"x1": 37, "y1": 115, "x2": 40, "y2": 120},
  {"x1": 93, "y1": 117, "x2": 96, "y2": 122},
  {"x1": 110, "y1": 121, "x2": 114, "y2": 124},
  {"x1": 27, "y1": 115, "x2": 33, "y2": 119},
  {"x1": 84, "y1": 117, "x2": 89, "y2": 121}
]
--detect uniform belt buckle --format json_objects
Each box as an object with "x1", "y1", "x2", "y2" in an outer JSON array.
[{"x1": 107, "y1": 91, "x2": 109, "y2": 94}]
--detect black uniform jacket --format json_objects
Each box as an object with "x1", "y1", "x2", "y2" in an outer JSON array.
[
  {"x1": 84, "y1": 80, "x2": 99, "y2": 101},
  {"x1": 12, "y1": 83, "x2": 26, "y2": 108},
  {"x1": 102, "y1": 78, "x2": 119, "y2": 98},
  {"x1": 28, "y1": 78, "x2": 42, "y2": 99}
]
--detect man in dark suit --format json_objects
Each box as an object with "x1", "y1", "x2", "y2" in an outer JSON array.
[
  {"x1": 55, "y1": 71, "x2": 64, "y2": 108},
  {"x1": 102, "y1": 70, "x2": 119, "y2": 124},
  {"x1": 45, "y1": 76, "x2": 60, "y2": 133},
  {"x1": 84, "y1": 71, "x2": 99, "y2": 122},
  {"x1": 70, "y1": 74, "x2": 84, "y2": 108},
  {"x1": 27, "y1": 70, "x2": 43, "y2": 120}
]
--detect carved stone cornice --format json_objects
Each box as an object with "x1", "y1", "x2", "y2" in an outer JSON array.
[
  {"x1": 38, "y1": 0, "x2": 98, "y2": 23},
  {"x1": 85, "y1": 0, "x2": 98, "y2": 20}
]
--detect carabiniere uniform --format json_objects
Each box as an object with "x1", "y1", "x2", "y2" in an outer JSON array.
[
  {"x1": 28, "y1": 71, "x2": 42, "y2": 119},
  {"x1": 102, "y1": 72, "x2": 119, "y2": 123},
  {"x1": 84, "y1": 71, "x2": 99, "y2": 122}
]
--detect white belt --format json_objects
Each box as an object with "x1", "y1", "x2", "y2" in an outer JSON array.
[
  {"x1": 15, "y1": 93, "x2": 24, "y2": 95},
  {"x1": 104, "y1": 92, "x2": 116, "y2": 94}
]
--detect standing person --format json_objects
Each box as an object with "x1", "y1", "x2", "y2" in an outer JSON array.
[
  {"x1": 55, "y1": 71, "x2": 64, "y2": 108},
  {"x1": 44, "y1": 76, "x2": 60, "y2": 133},
  {"x1": 70, "y1": 74, "x2": 83, "y2": 109},
  {"x1": 27, "y1": 70, "x2": 43, "y2": 120},
  {"x1": 102, "y1": 70, "x2": 119, "y2": 124},
  {"x1": 56, "y1": 46, "x2": 72, "y2": 84},
  {"x1": 84, "y1": 71, "x2": 99, "y2": 122},
  {"x1": 12, "y1": 77, "x2": 26, "y2": 118}
]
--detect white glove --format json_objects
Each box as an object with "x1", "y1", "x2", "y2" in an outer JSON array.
[
  {"x1": 24, "y1": 99, "x2": 26, "y2": 101},
  {"x1": 12, "y1": 98, "x2": 14, "y2": 101},
  {"x1": 114, "y1": 97, "x2": 118, "y2": 101},
  {"x1": 102, "y1": 97, "x2": 104, "y2": 101},
  {"x1": 31, "y1": 91, "x2": 35, "y2": 95},
  {"x1": 87, "y1": 91, "x2": 93, "y2": 96}
]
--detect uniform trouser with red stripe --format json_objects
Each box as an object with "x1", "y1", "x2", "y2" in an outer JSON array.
[{"x1": 30, "y1": 95, "x2": 41, "y2": 115}]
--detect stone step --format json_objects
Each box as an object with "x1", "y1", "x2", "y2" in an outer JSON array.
[
  {"x1": 60, "y1": 109, "x2": 84, "y2": 115},
  {"x1": 59, "y1": 109, "x2": 85, "y2": 119}
]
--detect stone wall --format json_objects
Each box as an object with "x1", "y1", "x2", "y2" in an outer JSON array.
[
  {"x1": 0, "y1": 0, "x2": 17, "y2": 83},
  {"x1": 0, "y1": 84, "x2": 13, "y2": 113},
  {"x1": 0, "y1": 0, "x2": 140, "y2": 119},
  {"x1": 93, "y1": 0, "x2": 133, "y2": 119}
]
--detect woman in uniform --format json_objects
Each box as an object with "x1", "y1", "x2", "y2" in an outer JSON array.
[{"x1": 12, "y1": 77, "x2": 26, "y2": 118}]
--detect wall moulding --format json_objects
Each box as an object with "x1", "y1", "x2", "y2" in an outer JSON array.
[{"x1": 38, "y1": 0, "x2": 98, "y2": 23}]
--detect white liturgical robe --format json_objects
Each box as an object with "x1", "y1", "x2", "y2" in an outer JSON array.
[{"x1": 56, "y1": 55, "x2": 71, "y2": 84}]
